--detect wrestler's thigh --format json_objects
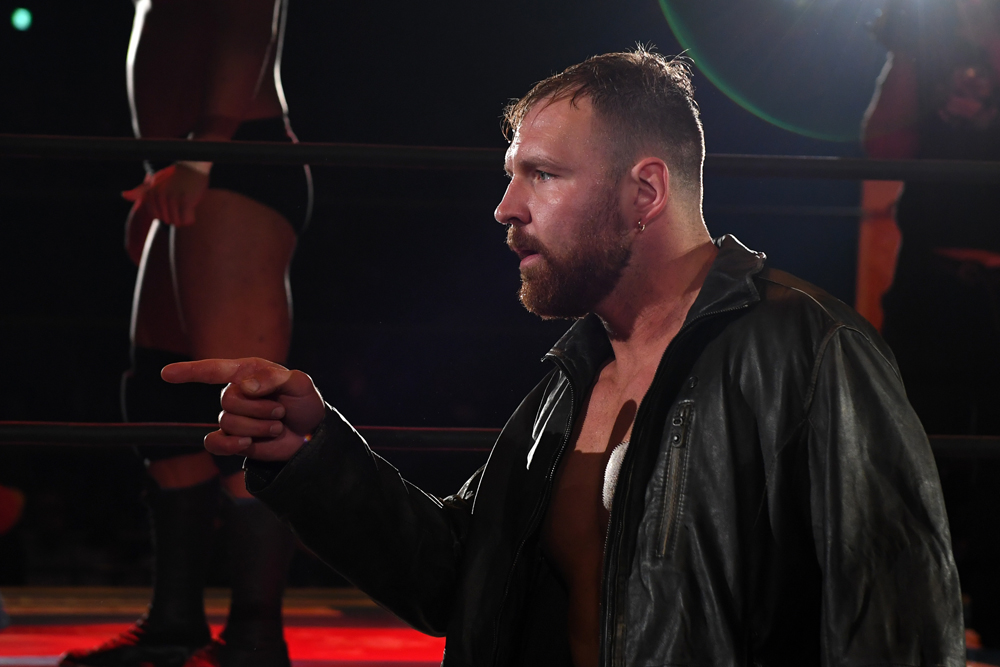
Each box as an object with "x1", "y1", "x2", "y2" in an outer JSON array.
[
  {"x1": 133, "y1": 220, "x2": 188, "y2": 355},
  {"x1": 171, "y1": 189, "x2": 297, "y2": 362}
]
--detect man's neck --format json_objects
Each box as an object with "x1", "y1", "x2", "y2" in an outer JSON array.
[{"x1": 595, "y1": 233, "x2": 718, "y2": 383}]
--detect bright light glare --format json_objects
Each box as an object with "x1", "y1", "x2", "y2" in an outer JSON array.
[
  {"x1": 658, "y1": 0, "x2": 887, "y2": 142},
  {"x1": 11, "y1": 8, "x2": 32, "y2": 31}
]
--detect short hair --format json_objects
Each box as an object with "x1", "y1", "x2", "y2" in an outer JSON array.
[{"x1": 503, "y1": 47, "x2": 705, "y2": 191}]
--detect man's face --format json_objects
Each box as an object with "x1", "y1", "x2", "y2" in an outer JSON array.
[{"x1": 495, "y1": 96, "x2": 633, "y2": 319}]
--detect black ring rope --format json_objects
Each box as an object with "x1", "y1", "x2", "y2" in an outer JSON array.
[
  {"x1": 0, "y1": 135, "x2": 504, "y2": 171},
  {"x1": 0, "y1": 422, "x2": 995, "y2": 458},
  {"x1": 0, "y1": 421, "x2": 498, "y2": 453},
  {"x1": 4, "y1": 134, "x2": 1000, "y2": 182},
  {"x1": 2, "y1": 136, "x2": 998, "y2": 457}
]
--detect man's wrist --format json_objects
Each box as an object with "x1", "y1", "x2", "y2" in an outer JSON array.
[
  {"x1": 299, "y1": 407, "x2": 331, "y2": 450},
  {"x1": 244, "y1": 415, "x2": 328, "y2": 494}
]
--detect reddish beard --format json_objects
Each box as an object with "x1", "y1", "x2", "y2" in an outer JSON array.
[{"x1": 507, "y1": 188, "x2": 633, "y2": 319}]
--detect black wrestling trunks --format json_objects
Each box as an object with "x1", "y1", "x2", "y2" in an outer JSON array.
[{"x1": 146, "y1": 116, "x2": 313, "y2": 234}]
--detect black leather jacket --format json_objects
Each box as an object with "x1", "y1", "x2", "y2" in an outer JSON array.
[{"x1": 247, "y1": 236, "x2": 964, "y2": 666}]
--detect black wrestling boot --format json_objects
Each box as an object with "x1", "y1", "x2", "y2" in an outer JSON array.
[
  {"x1": 217, "y1": 496, "x2": 296, "y2": 667},
  {"x1": 60, "y1": 478, "x2": 219, "y2": 667}
]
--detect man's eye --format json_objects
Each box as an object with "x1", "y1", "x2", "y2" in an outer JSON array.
[{"x1": 537, "y1": 171, "x2": 553, "y2": 181}]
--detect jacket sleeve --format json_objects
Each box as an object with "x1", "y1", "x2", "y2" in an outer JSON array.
[
  {"x1": 804, "y1": 325, "x2": 965, "y2": 667},
  {"x1": 244, "y1": 406, "x2": 482, "y2": 636}
]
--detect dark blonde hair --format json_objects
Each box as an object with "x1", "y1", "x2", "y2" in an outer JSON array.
[{"x1": 502, "y1": 46, "x2": 705, "y2": 189}]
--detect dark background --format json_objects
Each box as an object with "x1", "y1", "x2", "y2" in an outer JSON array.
[{"x1": 0, "y1": 0, "x2": 864, "y2": 585}]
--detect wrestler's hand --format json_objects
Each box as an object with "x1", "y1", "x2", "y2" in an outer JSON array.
[
  {"x1": 122, "y1": 163, "x2": 209, "y2": 228},
  {"x1": 161, "y1": 358, "x2": 326, "y2": 462}
]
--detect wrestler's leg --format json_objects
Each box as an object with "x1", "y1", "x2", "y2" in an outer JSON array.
[
  {"x1": 60, "y1": 222, "x2": 220, "y2": 667},
  {"x1": 135, "y1": 197, "x2": 293, "y2": 491},
  {"x1": 172, "y1": 188, "x2": 295, "y2": 504},
  {"x1": 132, "y1": 218, "x2": 187, "y2": 356},
  {"x1": 171, "y1": 189, "x2": 297, "y2": 667},
  {"x1": 134, "y1": 220, "x2": 221, "y2": 489},
  {"x1": 171, "y1": 189, "x2": 294, "y2": 364},
  {"x1": 130, "y1": 222, "x2": 219, "y2": 648}
]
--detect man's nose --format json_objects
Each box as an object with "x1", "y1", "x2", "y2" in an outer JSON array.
[{"x1": 495, "y1": 180, "x2": 529, "y2": 226}]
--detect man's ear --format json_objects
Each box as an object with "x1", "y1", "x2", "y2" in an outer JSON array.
[{"x1": 630, "y1": 157, "x2": 670, "y2": 222}]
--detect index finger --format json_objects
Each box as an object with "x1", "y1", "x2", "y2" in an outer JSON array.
[
  {"x1": 161, "y1": 359, "x2": 244, "y2": 385},
  {"x1": 163, "y1": 357, "x2": 295, "y2": 397}
]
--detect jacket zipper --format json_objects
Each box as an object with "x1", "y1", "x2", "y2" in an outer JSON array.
[
  {"x1": 489, "y1": 365, "x2": 577, "y2": 667},
  {"x1": 657, "y1": 401, "x2": 693, "y2": 558},
  {"x1": 600, "y1": 300, "x2": 754, "y2": 667}
]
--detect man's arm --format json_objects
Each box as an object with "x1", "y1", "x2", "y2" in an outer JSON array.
[
  {"x1": 803, "y1": 327, "x2": 964, "y2": 666},
  {"x1": 245, "y1": 408, "x2": 479, "y2": 636},
  {"x1": 162, "y1": 358, "x2": 476, "y2": 635}
]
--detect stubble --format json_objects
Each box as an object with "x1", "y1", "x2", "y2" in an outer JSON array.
[{"x1": 508, "y1": 186, "x2": 633, "y2": 319}]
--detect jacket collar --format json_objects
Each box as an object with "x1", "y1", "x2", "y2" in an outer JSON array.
[
  {"x1": 684, "y1": 234, "x2": 766, "y2": 325},
  {"x1": 543, "y1": 234, "x2": 766, "y2": 386}
]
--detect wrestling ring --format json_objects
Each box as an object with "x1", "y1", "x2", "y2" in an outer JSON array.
[
  {"x1": 2, "y1": 134, "x2": 999, "y2": 666},
  {"x1": 3, "y1": 130, "x2": 1000, "y2": 459}
]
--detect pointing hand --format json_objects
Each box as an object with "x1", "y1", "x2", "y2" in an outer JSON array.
[{"x1": 161, "y1": 357, "x2": 326, "y2": 461}]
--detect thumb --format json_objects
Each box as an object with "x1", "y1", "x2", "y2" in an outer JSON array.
[{"x1": 237, "y1": 364, "x2": 295, "y2": 397}]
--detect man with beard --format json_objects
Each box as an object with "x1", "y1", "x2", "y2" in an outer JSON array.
[{"x1": 162, "y1": 49, "x2": 964, "y2": 666}]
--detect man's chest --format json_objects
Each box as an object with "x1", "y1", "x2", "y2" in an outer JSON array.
[{"x1": 541, "y1": 375, "x2": 646, "y2": 580}]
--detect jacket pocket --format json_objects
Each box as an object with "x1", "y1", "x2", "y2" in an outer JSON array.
[{"x1": 657, "y1": 400, "x2": 694, "y2": 559}]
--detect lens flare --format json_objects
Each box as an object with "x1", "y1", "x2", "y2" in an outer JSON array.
[
  {"x1": 659, "y1": 0, "x2": 888, "y2": 141},
  {"x1": 11, "y1": 8, "x2": 32, "y2": 31}
]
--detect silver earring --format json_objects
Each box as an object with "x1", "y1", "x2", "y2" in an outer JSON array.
[{"x1": 637, "y1": 219, "x2": 646, "y2": 232}]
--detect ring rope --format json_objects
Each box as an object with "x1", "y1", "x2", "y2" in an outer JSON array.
[
  {"x1": 0, "y1": 421, "x2": 995, "y2": 458},
  {"x1": 0, "y1": 135, "x2": 503, "y2": 171},
  {"x1": 0, "y1": 421, "x2": 498, "y2": 453},
  {"x1": 4, "y1": 134, "x2": 1000, "y2": 181}
]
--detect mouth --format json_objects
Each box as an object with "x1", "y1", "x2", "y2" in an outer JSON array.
[
  {"x1": 510, "y1": 245, "x2": 537, "y2": 261},
  {"x1": 507, "y1": 228, "x2": 545, "y2": 269},
  {"x1": 518, "y1": 253, "x2": 542, "y2": 271},
  {"x1": 509, "y1": 244, "x2": 542, "y2": 270}
]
